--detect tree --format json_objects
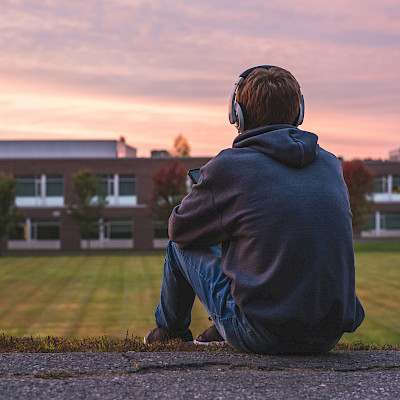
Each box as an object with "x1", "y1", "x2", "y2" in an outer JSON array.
[
  {"x1": 68, "y1": 170, "x2": 107, "y2": 249},
  {"x1": 342, "y1": 160, "x2": 374, "y2": 236},
  {"x1": 172, "y1": 134, "x2": 191, "y2": 157},
  {"x1": 150, "y1": 160, "x2": 188, "y2": 230},
  {"x1": 0, "y1": 174, "x2": 22, "y2": 255}
]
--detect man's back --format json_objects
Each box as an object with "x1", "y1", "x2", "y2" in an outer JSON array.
[{"x1": 169, "y1": 124, "x2": 364, "y2": 340}]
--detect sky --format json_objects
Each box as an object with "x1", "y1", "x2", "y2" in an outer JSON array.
[{"x1": 0, "y1": 0, "x2": 399, "y2": 159}]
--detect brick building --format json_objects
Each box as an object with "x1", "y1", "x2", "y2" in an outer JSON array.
[
  {"x1": 0, "y1": 139, "x2": 210, "y2": 251},
  {"x1": 0, "y1": 139, "x2": 399, "y2": 251},
  {"x1": 363, "y1": 160, "x2": 400, "y2": 238}
]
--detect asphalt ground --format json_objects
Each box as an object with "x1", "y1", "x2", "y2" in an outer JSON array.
[{"x1": 0, "y1": 351, "x2": 399, "y2": 399}]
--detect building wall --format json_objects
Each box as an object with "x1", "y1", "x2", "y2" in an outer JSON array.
[
  {"x1": 0, "y1": 157, "x2": 211, "y2": 251},
  {"x1": 1, "y1": 157, "x2": 399, "y2": 251},
  {"x1": 362, "y1": 161, "x2": 400, "y2": 238},
  {"x1": 389, "y1": 148, "x2": 400, "y2": 161}
]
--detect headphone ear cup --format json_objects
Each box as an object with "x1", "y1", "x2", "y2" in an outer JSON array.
[
  {"x1": 296, "y1": 94, "x2": 305, "y2": 126},
  {"x1": 234, "y1": 103, "x2": 245, "y2": 133}
]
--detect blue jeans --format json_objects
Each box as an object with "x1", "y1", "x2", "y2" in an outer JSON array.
[{"x1": 155, "y1": 241, "x2": 340, "y2": 354}]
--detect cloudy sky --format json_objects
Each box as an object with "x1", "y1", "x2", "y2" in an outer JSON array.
[{"x1": 0, "y1": 0, "x2": 399, "y2": 158}]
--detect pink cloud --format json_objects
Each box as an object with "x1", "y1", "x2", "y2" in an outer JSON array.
[{"x1": 0, "y1": 0, "x2": 398, "y2": 159}]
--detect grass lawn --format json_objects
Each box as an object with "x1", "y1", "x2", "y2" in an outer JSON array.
[
  {"x1": 0, "y1": 252, "x2": 210, "y2": 339},
  {"x1": 0, "y1": 242, "x2": 399, "y2": 345},
  {"x1": 341, "y1": 241, "x2": 400, "y2": 345}
]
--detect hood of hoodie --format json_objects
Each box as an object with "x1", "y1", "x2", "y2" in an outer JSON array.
[{"x1": 232, "y1": 124, "x2": 320, "y2": 168}]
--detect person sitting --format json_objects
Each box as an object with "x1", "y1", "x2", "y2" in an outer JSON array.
[{"x1": 145, "y1": 65, "x2": 364, "y2": 354}]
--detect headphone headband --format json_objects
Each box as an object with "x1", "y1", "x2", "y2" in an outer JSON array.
[
  {"x1": 239, "y1": 65, "x2": 276, "y2": 79},
  {"x1": 228, "y1": 65, "x2": 304, "y2": 133}
]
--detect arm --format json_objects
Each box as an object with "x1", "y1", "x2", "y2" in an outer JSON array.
[{"x1": 168, "y1": 160, "x2": 233, "y2": 248}]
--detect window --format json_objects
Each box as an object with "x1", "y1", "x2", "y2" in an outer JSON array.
[
  {"x1": 119, "y1": 175, "x2": 136, "y2": 196},
  {"x1": 31, "y1": 219, "x2": 60, "y2": 240},
  {"x1": 104, "y1": 219, "x2": 132, "y2": 239},
  {"x1": 392, "y1": 176, "x2": 400, "y2": 194},
  {"x1": 100, "y1": 174, "x2": 114, "y2": 196},
  {"x1": 381, "y1": 213, "x2": 400, "y2": 230},
  {"x1": 16, "y1": 175, "x2": 41, "y2": 197},
  {"x1": 373, "y1": 176, "x2": 388, "y2": 193},
  {"x1": 46, "y1": 175, "x2": 63, "y2": 197},
  {"x1": 16, "y1": 174, "x2": 64, "y2": 206}
]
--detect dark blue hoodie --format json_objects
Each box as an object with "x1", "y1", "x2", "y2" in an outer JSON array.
[{"x1": 169, "y1": 125, "x2": 365, "y2": 339}]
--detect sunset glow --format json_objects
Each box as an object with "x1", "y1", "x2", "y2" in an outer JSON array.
[{"x1": 0, "y1": 0, "x2": 399, "y2": 159}]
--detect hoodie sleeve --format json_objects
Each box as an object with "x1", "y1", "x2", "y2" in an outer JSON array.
[{"x1": 168, "y1": 158, "x2": 232, "y2": 248}]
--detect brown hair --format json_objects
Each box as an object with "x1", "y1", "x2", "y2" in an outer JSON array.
[{"x1": 236, "y1": 67, "x2": 301, "y2": 131}]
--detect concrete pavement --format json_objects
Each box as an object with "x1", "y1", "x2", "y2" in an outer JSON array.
[{"x1": 0, "y1": 351, "x2": 399, "y2": 399}]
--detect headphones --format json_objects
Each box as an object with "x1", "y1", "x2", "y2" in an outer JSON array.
[{"x1": 228, "y1": 65, "x2": 305, "y2": 133}]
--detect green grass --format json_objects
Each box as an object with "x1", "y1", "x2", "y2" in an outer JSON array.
[
  {"x1": 0, "y1": 241, "x2": 399, "y2": 345},
  {"x1": 0, "y1": 334, "x2": 397, "y2": 353},
  {"x1": 341, "y1": 241, "x2": 400, "y2": 345},
  {"x1": 0, "y1": 253, "x2": 209, "y2": 339}
]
